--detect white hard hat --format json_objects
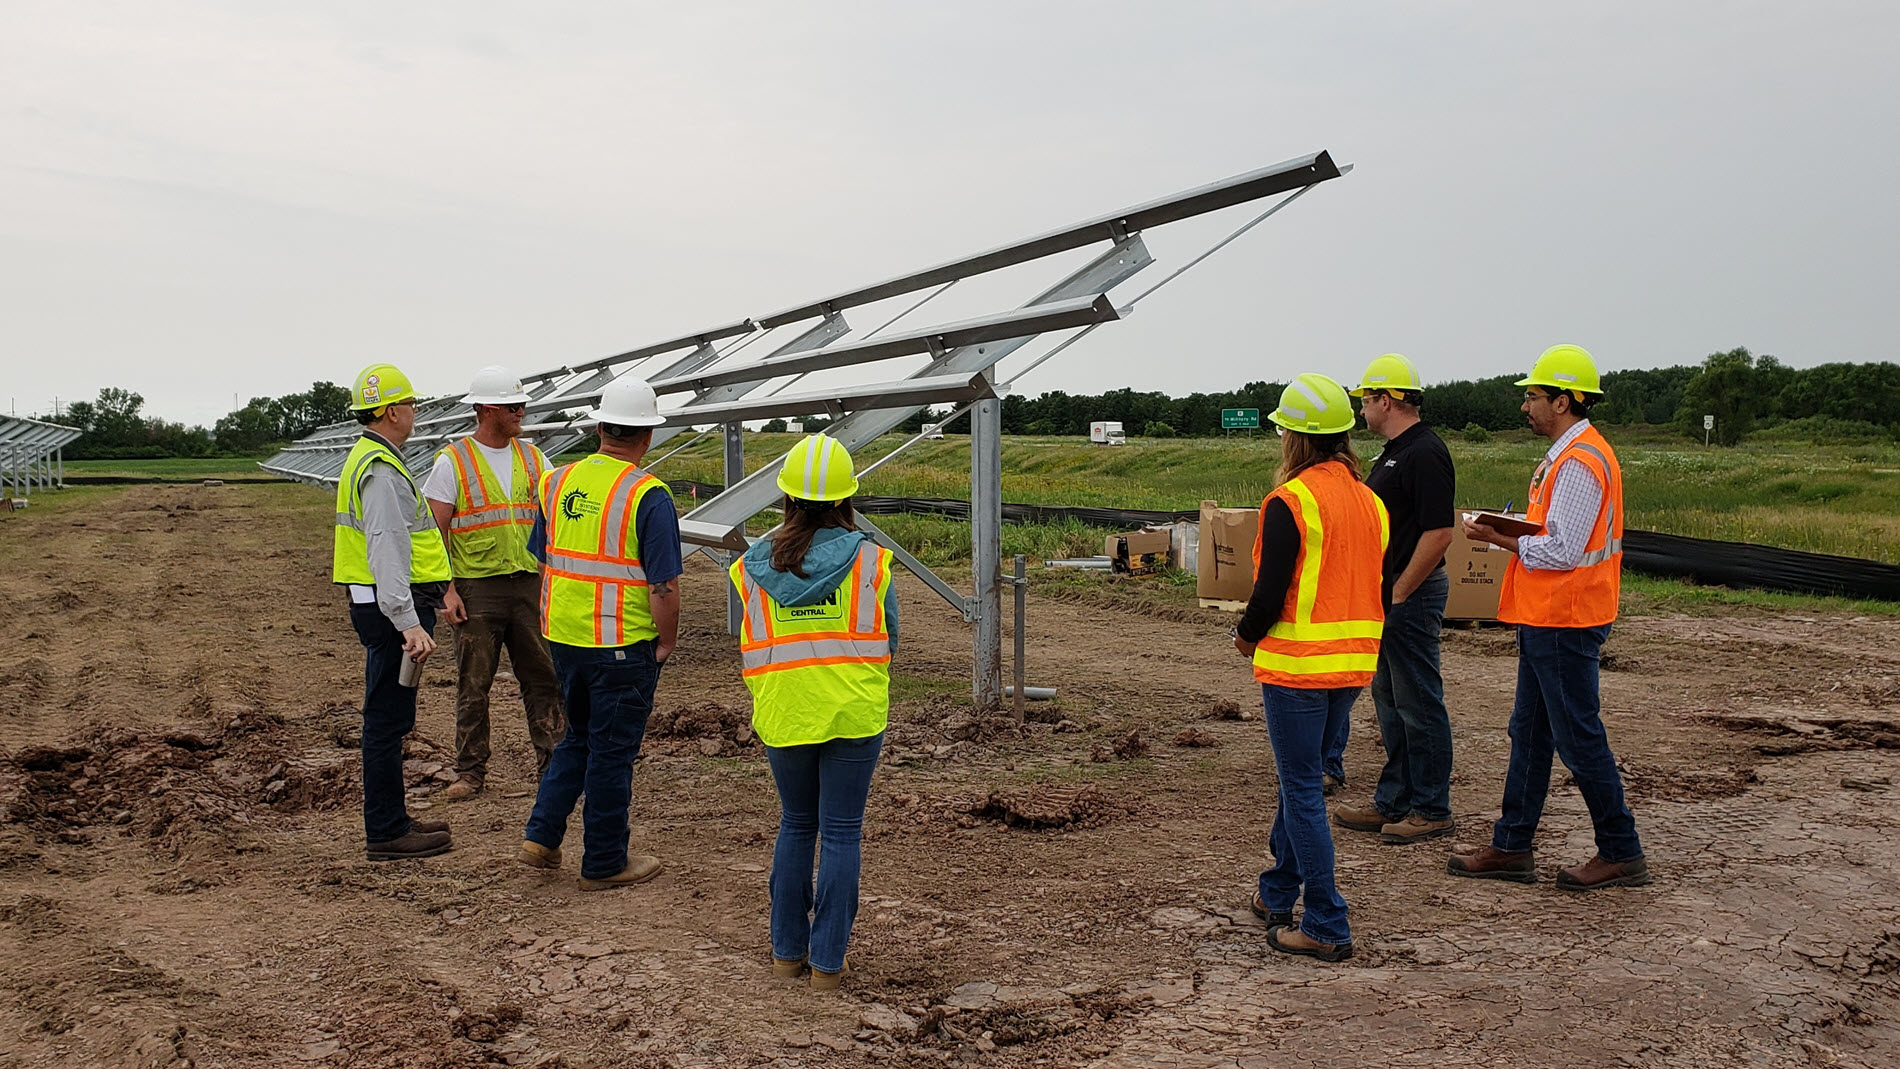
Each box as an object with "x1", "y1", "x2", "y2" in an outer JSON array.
[
  {"x1": 586, "y1": 376, "x2": 665, "y2": 427},
  {"x1": 463, "y1": 365, "x2": 532, "y2": 405}
]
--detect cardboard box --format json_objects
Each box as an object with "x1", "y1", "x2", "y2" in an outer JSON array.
[
  {"x1": 1105, "y1": 528, "x2": 1171, "y2": 575},
  {"x1": 1444, "y1": 529, "x2": 1512, "y2": 621},
  {"x1": 1197, "y1": 499, "x2": 1260, "y2": 603}
]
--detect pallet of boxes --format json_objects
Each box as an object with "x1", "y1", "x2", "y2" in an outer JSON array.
[{"x1": 1195, "y1": 498, "x2": 1514, "y2": 623}]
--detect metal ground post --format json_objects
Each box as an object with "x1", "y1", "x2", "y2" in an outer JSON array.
[
  {"x1": 971, "y1": 398, "x2": 1003, "y2": 710},
  {"x1": 1012, "y1": 554, "x2": 1027, "y2": 727},
  {"x1": 723, "y1": 422, "x2": 745, "y2": 637}
]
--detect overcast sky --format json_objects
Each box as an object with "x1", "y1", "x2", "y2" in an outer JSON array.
[{"x1": 5, "y1": 1, "x2": 1896, "y2": 427}]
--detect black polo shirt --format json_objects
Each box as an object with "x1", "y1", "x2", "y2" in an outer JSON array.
[{"x1": 1365, "y1": 422, "x2": 1456, "y2": 603}]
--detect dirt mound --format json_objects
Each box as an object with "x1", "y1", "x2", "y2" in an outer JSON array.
[
  {"x1": 1206, "y1": 699, "x2": 1245, "y2": 721},
  {"x1": 1091, "y1": 730, "x2": 1147, "y2": 762},
  {"x1": 647, "y1": 701, "x2": 756, "y2": 756},
  {"x1": 1172, "y1": 728, "x2": 1221, "y2": 748},
  {"x1": 1, "y1": 730, "x2": 262, "y2": 856},
  {"x1": 964, "y1": 784, "x2": 1127, "y2": 829}
]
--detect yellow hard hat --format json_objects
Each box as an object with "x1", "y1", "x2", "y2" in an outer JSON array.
[
  {"x1": 1515, "y1": 344, "x2": 1602, "y2": 398},
  {"x1": 1350, "y1": 353, "x2": 1424, "y2": 397},
  {"x1": 1269, "y1": 373, "x2": 1356, "y2": 435},
  {"x1": 776, "y1": 434, "x2": 859, "y2": 502},
  {"x1": 351, "y1": 363, "x2": 419, "y2": 411}
]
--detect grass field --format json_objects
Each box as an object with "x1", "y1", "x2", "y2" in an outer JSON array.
[
  {"x1": 61, "y1": 457, "x2": 276, "y2": 480},
  {"x1": 649, "y1": 430, "x2": 1900, "y2": 565}
]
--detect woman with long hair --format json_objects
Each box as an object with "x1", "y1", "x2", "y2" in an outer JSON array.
[
  {"x1": 1232, "y1": 373, "x2": 1389, "y2": 962},
  {"x1": 728, "y1": 434, "x2": 898, "y2": 991}
]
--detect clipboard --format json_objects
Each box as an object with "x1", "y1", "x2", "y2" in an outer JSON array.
[{"x1": 1463, "y1": 511, "x2": 1541, "y2": 538}]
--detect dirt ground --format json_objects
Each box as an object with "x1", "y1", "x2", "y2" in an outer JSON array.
[{"x1": 1, "y1": 482, "x2": 1897, "y2": 1069}]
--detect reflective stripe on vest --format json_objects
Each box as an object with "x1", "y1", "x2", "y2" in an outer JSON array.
[
  {"x1": 1497, "y1": 425, "x2": 1624, "y2": 628},
  {"x1": 332, "y1": 435, "x2": 452, "y2": 586},
  {"x1": 440, "y1": 437, "x2": 545, "y2": 578},
  {"x1": 1250, "y1": 461, "x2": 1389, "y2": 689},
  {"x1": 537, "y1": 456, "x2": 668, "y2": 647},
  {"x1": 729, "y1": 540, "x2": 894, "y2": 748}
]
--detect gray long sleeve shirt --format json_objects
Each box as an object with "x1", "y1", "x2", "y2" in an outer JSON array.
[{"x1": 358, "y1": 443, "x2": 427, "y2": 631}]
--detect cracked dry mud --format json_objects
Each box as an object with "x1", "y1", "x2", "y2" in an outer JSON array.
[{"x1": 1, "y1": 483, "x2": 1896, "y2": 1068}]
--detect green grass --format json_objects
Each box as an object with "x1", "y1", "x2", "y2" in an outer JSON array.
[
  {"x1": 61, "y1": 457, "x2": 278, "y2": 480},
  {"x1": 650, "y1": 430, "x2": 1900, "y2": 565}
]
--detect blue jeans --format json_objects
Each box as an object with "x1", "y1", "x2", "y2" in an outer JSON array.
[
  {"x1": 1371, "y1": 568, "x2": 1453, "y2": 822},
  {"x1": 350, "y1": 602, "x2": 437, "y2": 844},
  {"x1": 524, "y1": 641, "x2": 660, "y2": 880},
  {"x1": 1492, "y1": 624, "x2": 1643, "y2": 862},
  {"x1": 763, "y1": 732, "x2": 884, "y2": 974},
  {"x1": 1321, "y1": 711, "x2": 1349, "y2": 783},
  {"x1": 1258, "y1": 685, "x2": 1357, "y2": 946}
]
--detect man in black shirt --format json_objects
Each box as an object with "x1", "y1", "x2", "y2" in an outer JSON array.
[{"x1": 1331, "y1": 355, "x2": 1458, "y2": 845}]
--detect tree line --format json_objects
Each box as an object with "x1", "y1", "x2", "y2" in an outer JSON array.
[
  {"x1": 37, "y1": 349, "x2": 1900, "y2": 458},
  {"x1": 933, "y1": 349, "x2": 1899, "y2": 445},
  {"x1": 42, "y1": 382, "x2": 354, "y2": 459}
]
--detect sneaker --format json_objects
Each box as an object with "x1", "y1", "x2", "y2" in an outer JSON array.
[
  {"x1": 1331, "y1": 804, "x2": 1395, "y2": 833},
  {"x1": 1322, "y1": 773, "x2": 1346, "y2": 797},
  {"x1": 1380, "y1": 814, "x2": 1456, "y2": 845},
  {"x1": 517, "y1": 840, "x2": 562, "y2": 869},
  {"x1": 366, "y1": 829, "x2": 452, "y2": 862},
  {"x1": 1446, "y1": 845, "x2": 1535, "y2": 883},
  {"x1": 440, "y1": 778, "x2": 482, "y2": 802},
  {"x1": 1557, "y1": 855, "x2": 1650, "y2": 891},
  {"x1": 578, "y1": 855, "x2": 663, "y2": 891},
  {"x1": 809, "y1": 957, "x2": 851, "y2": 992}
]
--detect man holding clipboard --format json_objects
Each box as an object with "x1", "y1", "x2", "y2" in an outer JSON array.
[{"x1": 1450, "y1": 345, "x2": 1649, "y2": 891}]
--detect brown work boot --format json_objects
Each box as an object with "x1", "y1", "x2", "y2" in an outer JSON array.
[
  {"x1": 1557, "y1": 855, "x2": 1650, "y2": 891},
  {"x1": 1381, "y1": 814, "x2": 1456, "y2": 845},
  {"x1": 1332, "y1": 804, "x2": 1395, "y2": 833},
  {"x1": 366, "y1": 828, "x2": 452, "y2": 862},
  {"x1": 440, "y1": 777, "x2": 482, "y2": 802},
  {"x1": 1446, "y1": 845, "x2": 1535, "y2": 882},
  {"x1": 771, "y1": 956, "x2": 808, "y2": 980},
  {"x1": 517, "y1": 840, "x2": 562, "y2": 869},
  {"x1": 578, "y1": 855, "x2": 663, "y2": 891},
  {"x1": 809, "y1": 957, "x2": 851, "y2": 992},
  {"x1": 412, "y1": 818, "x2": 450, "y2": 835}
]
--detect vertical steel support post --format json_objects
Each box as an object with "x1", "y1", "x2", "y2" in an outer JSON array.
[
  {"x1": 1012, "y1": 554, "x2": 1027, "y2": 727},
  {"x1": 971, "y1": 398, "x2": 1004, "y2": 710},
  {"x1": 723, "y1": 422, "x2": 746, "y2": 637},
  {"x1": 56, "y1": 445, "x2": 63, "y2": 489}
]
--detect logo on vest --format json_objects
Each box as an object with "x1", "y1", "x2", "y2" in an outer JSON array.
[
  {"x1": 773, "y1": 588, "x2": 845, "y2": 623},
  {"x1": 560, "y1": 489, "x2": 602, "y2": 520}
]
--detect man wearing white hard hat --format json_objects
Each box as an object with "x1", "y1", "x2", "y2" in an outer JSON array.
[
  {"x1": 517, "y1": 376, "x2": 681, "y2": 891},
  {"x1": 422, "y1": 366, "x2": 566, "y2": 801}
]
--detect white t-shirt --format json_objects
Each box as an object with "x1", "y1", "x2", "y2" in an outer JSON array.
[{"x1": 423, "y1": 440, "x2": 520, "y2": 504}]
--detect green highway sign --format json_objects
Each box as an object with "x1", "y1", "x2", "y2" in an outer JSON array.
[{"x1": 1221, "y1": 408, "x2": 1260, "y2": 429}]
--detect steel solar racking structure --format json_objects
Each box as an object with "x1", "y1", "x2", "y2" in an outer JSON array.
[
  {"x1": 266, "y1": 151, "x2": 1351, "y2": 707},
  {"x1": 0, "y1": 415, "x2": 82, "y2": 501}
]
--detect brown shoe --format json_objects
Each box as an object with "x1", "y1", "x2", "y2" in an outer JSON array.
[
  {"x1": 771, "y1": 956, "x2": 807, "y2": 980},
  {"x1": 412, "y1": 818, "x2": 450, "y2": 836},
  {"x1": 1266, "y1": 924, "x2": 1353, "y2": 963},
  {"x1": 1381, "y1": 814, "x2": 1456, "y2": 845},
  {"x1": 809, "y1": 957, "x2": 851, "y2": 992},
  {"x1": 1322, "y1": 773, "x2": 1346, "y2": 797},
  {"x1": 1332, "y1": 804, "x2": 1396, "y2": 833},
  {"x1": 1446, "y1": 845, "x2": 1535, "y2": 882},
  {"x1": 1557, "y1": 855, "x2": 1650, "y2": 891},
  {"x1": 578, "y1": 855, "x2": 663, "y2": 891},
  {"x1": 440, "y1": 778, "x2": 482, "y2": 802},
  {"x1": 517, "y1": 840, "x2": 562, "y2": 869},
  {"x1": 366, "y1": 829, "x2": 452, "y2": 862}
]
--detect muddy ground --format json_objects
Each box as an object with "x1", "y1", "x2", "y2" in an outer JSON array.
[{"x1": 1, "y1": 483, "x2": 1896, "y2": 1069}]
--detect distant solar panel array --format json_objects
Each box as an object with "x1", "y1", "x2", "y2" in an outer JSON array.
[{"x1": 0, "y1": 415, "x2": 81, "y2": 502}]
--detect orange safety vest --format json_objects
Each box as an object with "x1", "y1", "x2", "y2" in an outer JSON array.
[
  {"x1": 1250, "y1": 460, "x2": 1390, "y2": 689},
  {"x1": 1498, "y1": 424, "x2": 1623, "y2": 628},
  {"x1": 537, "y1": 456, "x2": 669, "y2": 647}
]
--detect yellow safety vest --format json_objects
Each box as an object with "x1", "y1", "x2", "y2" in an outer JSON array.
[
  {"x1": 538, "y1": 455, "x2": 669, "y2": 647},
  {"x1": 438, "y1": 436, "x2": 546, "y2": 578},
  {"x1": 333, "y1": 435, "x2": 453, "y2": 586},
  {"x1": 729, "y1": 540, "x2": 894, "y2": 748}
]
